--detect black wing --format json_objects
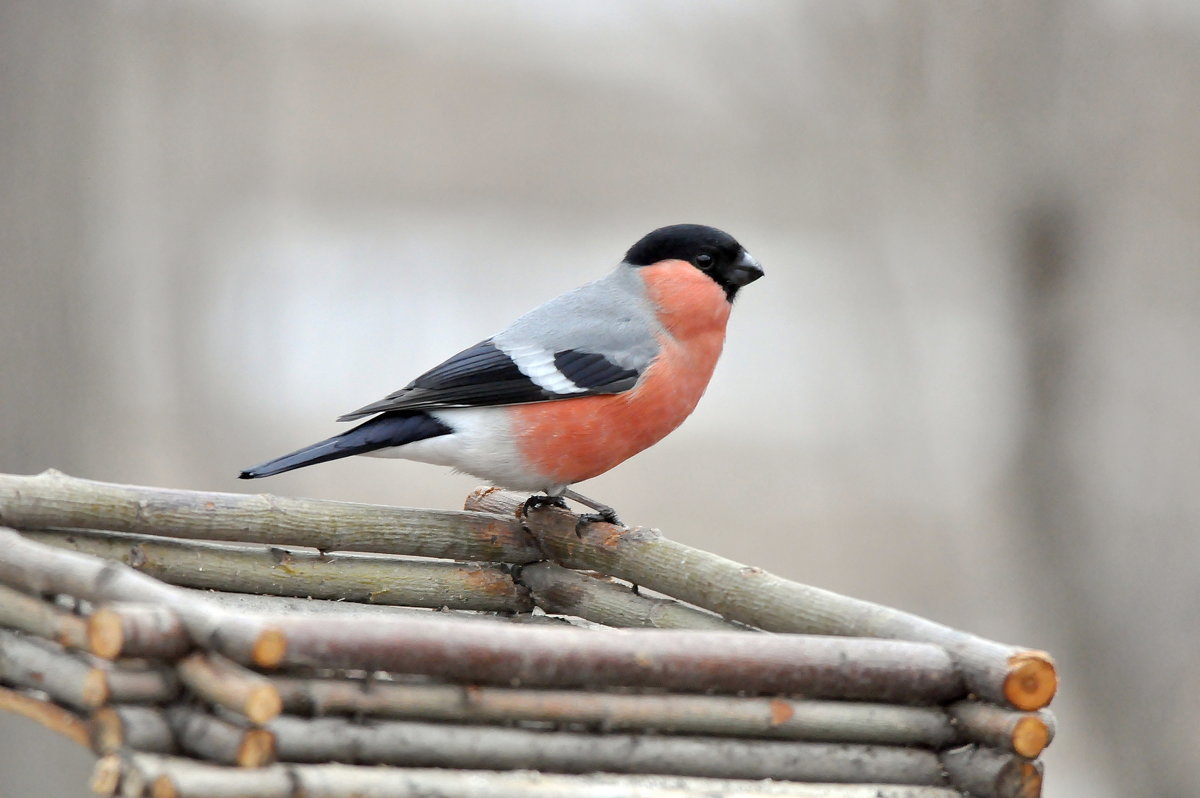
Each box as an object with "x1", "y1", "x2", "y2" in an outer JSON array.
[{"x1": 337, "y1": 340, "x2": 640, "y2": 421}]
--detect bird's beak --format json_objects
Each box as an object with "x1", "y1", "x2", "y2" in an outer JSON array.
[{"x1": 724, "y1": 250, "x2": 765, "y2": 287}]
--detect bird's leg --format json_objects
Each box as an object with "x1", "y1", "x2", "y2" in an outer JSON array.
[{"x1": 560, "y1": 488, "x2": 623, "y2": 528}]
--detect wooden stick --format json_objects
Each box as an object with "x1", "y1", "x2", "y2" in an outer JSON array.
[
  {"x1": 117, "y1": 755, "x2": 966, "y2": 798},
  {"x1": 90, "y1": 754, "x2": 123, "y2": 797},
  {"x1": 182, "y1": 586, "x2": 593, "y2": 628},
  {"x1": 269, "y1": 715, "x2": 946, "y2": 784},
  {"x1": 0, "y1": 628, "x2": 109, "y2": 709},
  {"x1": 90, "y1": 705, "x2": 177, "y2": 755},
  {"x1": 271, "y1": 676, "x2": 958, "y2": 747},
  {"x1": 93, "y1": 658, "x2": 180, "y2": 705},
  {"x1": 177, "y1": 652, "x2": 282, "y2": 725},
  {"x1": 89, "y1": 602, "x2": 192, "y2": 660},
  {"x1": 243, "y1": 611, "x2": 963, "y2": 700},
  {"x1": 0, "y1": 469, "x2": 539, "y2": 562},
  {"x1": 0, "y1": 529, "x2": 277, "y2": 665},
  {"x1": 166, "y1": 705, "x2": 276, "y2": 767},
  {"x1": 0, "y1": 684, "x2": 89, "y2": 747},
  {"x1": 467, "y1": 489, "x2": 1057, "y2": 711},
  {"x1": 939, "y1": 745, "x2": 1043, "y2": 798},
  {"x1": 949, "y1": 702, "x2": 1055, "y2": 759},
  {"x1": 25, "y1": 527, "x2": 532, "y2": 613},
  {"x1": 0, "y1": 582, "x2": 88, "y2": 649},
  {"x1": 517, "y1": 561, "x2": 743, "y2": 630}
]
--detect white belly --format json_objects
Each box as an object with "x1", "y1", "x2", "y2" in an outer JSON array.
[{"x1": 361, "y1": 407, "x2": 556, "y2": 492}]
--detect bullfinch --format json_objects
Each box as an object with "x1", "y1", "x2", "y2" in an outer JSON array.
[{"x1": 239, "y1": 223, "x2": 764, "y2": 523}]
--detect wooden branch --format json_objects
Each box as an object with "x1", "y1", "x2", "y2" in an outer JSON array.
[
  {"x1": 517, "y1": 561, "x2": 744, "y2": 630},
  {"x1": 269, "y1": 715, "x2": 946, "y2": 784},
  {"x1": 239, "y1": 611, "x2": 963, "y2": 700},
  {"x1": 467, "y1": 489, "x2": 1057, "y2": 711},
  {"x1": 0, "y1": 529, "x2": 280, "y2": 665},
  {"x1": 178, "y1": 652, "x2": 282, "y2": 725},
  {"x1": 89, "y1": 754, "x2": 123, "y2": 797},
  {"x1": 939, "y1": 745, "x2": 1043, "y2": 798},
  {"x1": 0, "y1": 582, "x2": 88, "y2": 649},
  {"x1": 949, "y1": 701, "x2": 1055, "y2": 758},
  {"x1": 271, "y1": 676, "x2": 958, "y2": 747},
  {"x1": 0, "y1": 684, "x2": 89, "y2": 747},
  {"x1": 25, "y1": 527, "x2": 533, "y2": 613},
  {"x1": 90, "y1": 705, "x2": 177, "y2": 755},
  {"x1": 102, "y1": 664, "x2": 178, "y2": 705},
  {"x1": 166, "y1": 705, "x2": 276, "y2": 767},
  {"x1": 0, "y1": 628, "x2": 108, "y2": 709},
  {"x1": 112, "y1": 755, "x2": 967, "y2": 798},
  {"x1": 89, "y1": 603, "x2": 191, "y2": 660},
  {"x1": 0, "y1": 469, "x2": 539, "y2": 562}
]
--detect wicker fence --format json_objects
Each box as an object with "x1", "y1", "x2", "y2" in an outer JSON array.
[{"x1": 0, "y1": 470, "x2": 1056, "y2": 798}]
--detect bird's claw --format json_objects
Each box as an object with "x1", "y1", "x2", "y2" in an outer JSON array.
[
  {"x1": 574, "y1": 509, "x2": 623, "y2": 537},
  {"x1": 522, "y1": 494, "x2": 569, "y2": 517}
]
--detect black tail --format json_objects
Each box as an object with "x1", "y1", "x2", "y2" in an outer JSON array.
[{"x1": 238, "y1": 411, "x2": 452, "y2": 479}]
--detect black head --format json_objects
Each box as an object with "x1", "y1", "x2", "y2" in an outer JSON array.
[{"x1": 624, "y1": 224, "x2": 764, "y2": 300}]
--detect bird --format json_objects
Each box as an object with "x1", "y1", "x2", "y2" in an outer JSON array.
[{"x1": 239, "y1": 223, "x2": 764, "y2": 525}]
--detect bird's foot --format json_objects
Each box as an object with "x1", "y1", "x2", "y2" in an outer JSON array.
[
  {"x1": 574, "y1": 507, "x2": 622, "y2": 537},
  {"x1": 522, "y1": 493, "x2": 569, "y2": 517}
]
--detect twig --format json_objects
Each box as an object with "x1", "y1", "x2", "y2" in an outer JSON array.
[
  {"x1": 24, "y1": 527, "x2": 532, "y2": 613},
  {"x1": 90, "y1": 705, "x2": 177, "y2": 755},
  {"x1": 271, "y1": 676, "x2": 958, "y2": 746},
  {"x1": 0, "y1": 529, "x2": 278, "y2": 665},
  {"x1": 939, "y1": 744, "x2": 1043, "y2": 798},
  {"x1": 269, "y1": 715, "x2": 947, "y2": 784},
  {"x1": 166, "y1": 705, "x2": 276, "y2": 767},
  {"x1": 243, "y1": 612, "x2": 964, "y2": 700},
  {"x1": 948, "y1": 701, "x2": 1055, "y2": 759},
  {"x1": 0, "y1": 469, "x2": 539, "y2": 562},
  {"x1": 97, "y1": 662, "x2": 178, "y2": 705},
  {"x1": 0, "y1": 582, "x2": 88, "y2": 649},
  {"x1": 177, "y1": 652, "x2": 282, "y2": 725},
  {"x1": 517, "y1": 561, "x2": 743, "y2": 630},
  {"x1": 89, "y1": 603, "x2": 191, "y2": 660},
  {"x1": 467, "y1": 489, "x2": 1057, "y2": 711},
  {"x1": 0, "y1": 684, "x2": 89, "y2": 747},
  {"x1": 89, "y1": 754, "x2": 123, "y2": 797},
  {"x1": 0, "y1": 628, "x2": 108, "y2": 709},
  {"x1": 114, "y1": 755, "x2": 968, "y2": 798}
]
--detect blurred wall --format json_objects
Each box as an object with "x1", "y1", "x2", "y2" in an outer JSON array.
[{"x1": 2, "y1": 2, "x2": 1198, "y2": 796}]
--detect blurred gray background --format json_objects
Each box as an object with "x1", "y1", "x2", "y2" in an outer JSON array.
[{"x1": 2, "y1": 1, "x2": 1198, "y2": 796}]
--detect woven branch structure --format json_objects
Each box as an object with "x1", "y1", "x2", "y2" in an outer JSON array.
[{"x1": 0, "y1": 470, "x2": 1057, "y2": 798}]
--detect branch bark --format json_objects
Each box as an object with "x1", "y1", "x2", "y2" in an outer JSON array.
[
  {"x1": 89, "y1": 705, "x2": 177, "y2": 755},
  {"x1": 0, "y1": 582, "x2": 88, "y2": 649},
  {"x1": 517, "y1": 561, "x2": 744, "y2": 630},
  {"x1": 24, "y1": 527, "x2": 532, "y2": 613},
  {"x1": 166, "y1": 705, "x2": 276, "y2": 767},
  {"x1": 269, "y1": 715, "x2": 947, "y2": 784},
  {"x1": 0, "y1": 529, "x2": 279, "y2": 665},
  {"x1": 0, "y1": 469, "x2": 538, "y2": 562},
  {"x1": 939, "y1": 745, "x2": 1043, "y2": 798},
  {"x1": 948, "y1": 701, "x2": 1055, "y2": 759},
  {"x1": 0, "y1": 684, "x2": 89, "y2": 747},
  {"x1": 243, "y1": 612, "x2": 964, "y2": 701},
  {"x1": 271, "y1": 676, "x2": 958, "y2": 747},
  {"x1": 467, "y1": 488, "x2": 1056, "y2": 711},
  {"x1": 113, "y1": 755, "x2": 968, "y2": 798},
  {"x1": 0, "y1": 628, "x2": 108, "y2": 709},
  {"x1": 177, "y1": 652, "x2": 282, "y2": 725}
]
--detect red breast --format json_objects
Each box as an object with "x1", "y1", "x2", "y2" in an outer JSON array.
[{"x1": 512, "y1": 259, "x2": 732, "y2": 485}]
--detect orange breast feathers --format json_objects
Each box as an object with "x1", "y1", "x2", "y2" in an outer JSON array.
[{"x1": 512, "y1": 260, "x2": 732, "y2": 486}]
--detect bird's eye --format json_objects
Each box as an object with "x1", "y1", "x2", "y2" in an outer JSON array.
[{"x1": 694, "y1": 253, "x2": 714, "y2": 269}]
